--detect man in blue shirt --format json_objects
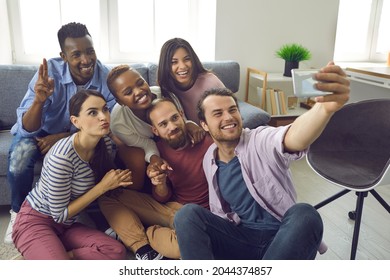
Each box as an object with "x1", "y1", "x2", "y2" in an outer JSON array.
[{"x1": 5, "y1": 22, "x2": 116, "y2": 244}]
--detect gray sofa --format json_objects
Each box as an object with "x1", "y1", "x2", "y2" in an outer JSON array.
[{"x1": 0, "y1": 61, "x2": 270, "y2": 206}]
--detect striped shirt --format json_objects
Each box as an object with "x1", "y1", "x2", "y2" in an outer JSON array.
[{"x1": 26, "y1": 133, "x2": 113, "y2": 225}]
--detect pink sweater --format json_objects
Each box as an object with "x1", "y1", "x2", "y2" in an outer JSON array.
[{"x1": 173, "y1": 72, "x2": 224, "y2": 124}]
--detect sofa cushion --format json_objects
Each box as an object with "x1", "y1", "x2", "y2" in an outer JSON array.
[
  {"x1": 0, "y1": 65, "x2": 38, "y2": 130},
  {"x1": 0, "y1": 131, "x2": 11, "y2": 176},
  {"x1": 203, "y1": 61, "x2": 240, "y2": 93},
  {"x1": 128, "y1": 63, "x2": 150, "y2": 84},
  {"x1": 147, "y1": 63, "x2": 158, "y2": 86},
  {"x1": 238, "y1": 100, "x2": 270, "y2": 129}
]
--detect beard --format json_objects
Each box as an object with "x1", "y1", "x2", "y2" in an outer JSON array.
[
  {"x1": 208, "y1": 123, "x2": 242, "y2": 144},
  {"x1": 163, "y1": 129, "x2": 188, "y2": 150},
  {"x1": 211, "y1": 132, "x2": 241, "y2": 144}
]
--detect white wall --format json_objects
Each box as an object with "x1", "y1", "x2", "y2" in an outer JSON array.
[{"x1": 215, "y1": 0, "x2": 340, "y2": 99}]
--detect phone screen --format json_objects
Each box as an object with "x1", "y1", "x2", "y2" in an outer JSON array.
[{"x1": 292, "y1": 69, "x2": 330, "y2": 97}]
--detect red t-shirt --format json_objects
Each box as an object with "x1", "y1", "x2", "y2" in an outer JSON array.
[{"x1": 156, "y1": 134, "x2": 213, "y2": 209}]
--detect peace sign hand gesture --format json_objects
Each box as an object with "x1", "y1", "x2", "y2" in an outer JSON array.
[{"x1": 34, "y1": 58, "x2": 54, "y2": 104}]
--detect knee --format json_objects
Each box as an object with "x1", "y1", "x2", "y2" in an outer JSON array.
[
  {"x1": 98, "y1": 192, "x2": 118, "y2": 208},
  {"x1": 8, "y1": 138, "x2": 39, "y2": 174},
  {"x1": 288, "y1": 203, "x2": 323, "y2": 233},
  {"x1": 147, "y1": 225, "x2": 181, "y2": 259},
  {"x1": 174, "y1": 204, "x2": 202, "y2": 230},
  {"x1": 110, "y1": 243, "x2": 127, "y2": 260},
  {"x1": 100, "y1": 235, "x2": 127, "y2": 260}
]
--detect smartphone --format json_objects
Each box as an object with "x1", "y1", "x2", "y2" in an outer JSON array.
[{"x1": 291, "y1": 69, "x2": 330, "y2": 98}]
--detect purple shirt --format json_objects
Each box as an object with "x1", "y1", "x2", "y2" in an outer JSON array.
[
  {"x1": 203, "y1": 125, "x2": 328, "y2": 254},
  {"x1": 203, "y1": 125, "x2": 304, "y2": 223},
  {"x1": 173, "y1": 72, "x2": 224, "y2": 124}
]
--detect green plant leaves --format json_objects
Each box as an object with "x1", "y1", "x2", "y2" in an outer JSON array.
[{"x1": 275, "y1": 43, "x2": 311, "y2": 62}]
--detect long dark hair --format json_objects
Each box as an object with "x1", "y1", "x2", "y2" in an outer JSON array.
[
  {"x1": 157, "y1": 38, "x2": 208, "y2": 97},
  {"x1": 69, "y1": 89, "x2": 115, "y2": 183}
]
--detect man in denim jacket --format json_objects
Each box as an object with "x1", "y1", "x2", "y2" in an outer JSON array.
[{"x1": 5, "y1": 22, "x2": 115, "y2": 244}]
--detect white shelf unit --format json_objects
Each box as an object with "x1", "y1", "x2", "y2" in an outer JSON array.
[{"x1": 246, "y1": 71, "x2": 307, "y2": 116}]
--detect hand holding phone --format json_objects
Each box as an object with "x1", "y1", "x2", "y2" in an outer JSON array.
[{"x1": 292, "y1": 69, "x2": 330, "y2": 98}]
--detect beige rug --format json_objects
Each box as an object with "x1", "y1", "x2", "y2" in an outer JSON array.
[
  {"x1": 0, "y1": 242, "x2": 135, "y2": 260},
  {"x1": 0, "y1": 243, "x2": 23, "y2": 260}
]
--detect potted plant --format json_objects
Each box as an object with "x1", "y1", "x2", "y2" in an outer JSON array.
[{"x1": 275, "y1": 43, "x2": 311, "y2": 77}]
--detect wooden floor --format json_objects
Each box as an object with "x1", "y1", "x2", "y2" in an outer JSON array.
[
  {"x1": 292, "y1": 157, "x2": 390, "y2": 260},
  {"x1": 1, "y1": 156, "x2": 389, "y2": 260}
]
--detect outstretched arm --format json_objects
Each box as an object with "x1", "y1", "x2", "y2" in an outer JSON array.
[{"x1": 284, "y1": 62, "x2": 350, "y2": 152}]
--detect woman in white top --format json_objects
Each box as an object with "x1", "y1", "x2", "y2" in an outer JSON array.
[
  {"x1": 107, "y1": 65, "x2": 204, "y2": 190},
  {"x1": 12, "y1": 89, "x2": 132, "y2": 260}
]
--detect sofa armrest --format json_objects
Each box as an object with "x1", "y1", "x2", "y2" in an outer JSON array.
[{"x1": 238, "y1": 100, "x2": 271, "y2": 129}]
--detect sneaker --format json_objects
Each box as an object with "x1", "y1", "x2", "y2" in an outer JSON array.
[
  {"x1": 104, "y1": 227, "x2": 121, "y2": 242},
  {"x1": 4, "y1": 210, "x2": 17, "y2": 244},
  {"x1": 135, "y1": 244, "x2": 163, "y2": 260}
]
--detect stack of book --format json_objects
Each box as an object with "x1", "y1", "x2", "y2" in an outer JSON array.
[{"x1": 257, "y1": 87, "x2": 288, "y2": 116}]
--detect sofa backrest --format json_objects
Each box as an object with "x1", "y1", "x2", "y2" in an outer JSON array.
[
  {"x1": 107, "y1": 63, "x2": 150, "y2": 83},
  {"x1": 0, "y1": 64, "x2": 38, "y2": 130},
  {"x1": 204, "y1": 61, "x2": 240, "y2": 93},
  {"x1": 0, "y1": 60, "x2": 239, "y2": 130}
]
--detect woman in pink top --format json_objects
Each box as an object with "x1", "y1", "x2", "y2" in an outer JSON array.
[{"x1": 157, "y1": 38, "x2": 225, "y2": 124}]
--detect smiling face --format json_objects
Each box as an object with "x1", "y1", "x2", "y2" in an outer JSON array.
[
  {"x1": 60, "y1": 35, "x2": 97, "y2": 85},
  {"x1": 200, "y1": 95, "x2": 242, "y2": 144},
  {"x1": 149, "y1": 101, "x2": 188, "y2": 150},
  {"x1": 71, "y1": 95, "x2": 110, "y2": 137},
  {"x1": 111, "y1": 69, "x2": 153, "y2": 113},
  {"x1": 171, "y1": 47, "x2": 193, "y2": 89}
]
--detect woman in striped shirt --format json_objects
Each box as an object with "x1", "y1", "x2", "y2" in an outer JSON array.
[{"x1": 12, "y1": 89, "x2": 132, "y2": 260}]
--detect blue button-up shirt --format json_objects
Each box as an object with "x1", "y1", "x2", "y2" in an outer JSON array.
[{"x1": 11, "y1": 57, "x2": 116, "y2": 137}]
